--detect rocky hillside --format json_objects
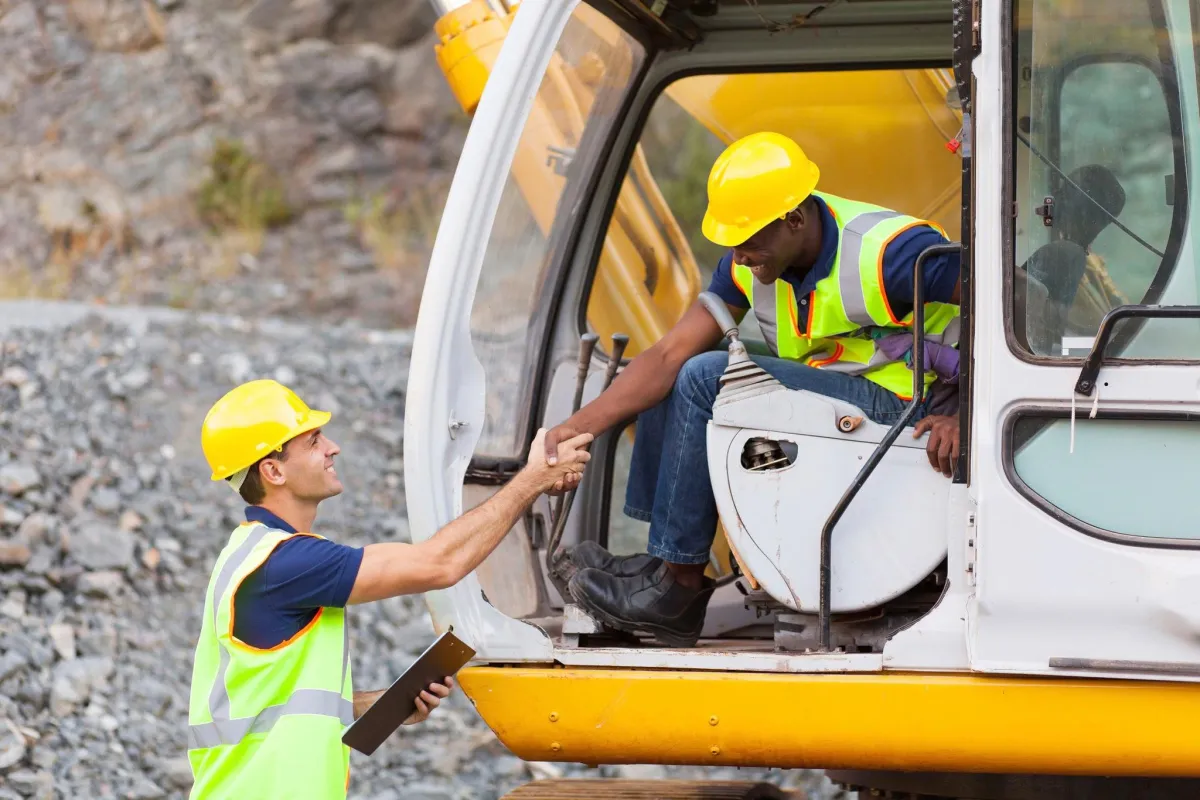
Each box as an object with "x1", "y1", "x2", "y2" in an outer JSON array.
[{"x1": 0, "y1": 0, "x2": 465, "y2": 329}]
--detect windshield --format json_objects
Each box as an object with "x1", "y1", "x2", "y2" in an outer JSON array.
[{"x1": 1011, "y1": 0, "x2": 1200, "y2": 359}]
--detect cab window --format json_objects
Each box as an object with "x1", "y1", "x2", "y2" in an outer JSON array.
[
  {"x1": 468, "y1": 6, "x2": 645, "y2": 456},
  {"x1": 1012, "y1": 0, "x2": 1193, "y2": 358}
]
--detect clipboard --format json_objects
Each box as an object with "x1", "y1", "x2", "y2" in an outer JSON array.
[{"x1": 341, "y1": 630, "x2": 476, "y2": 756}]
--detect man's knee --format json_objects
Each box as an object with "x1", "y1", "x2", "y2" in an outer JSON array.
[{"x1": 675, "y1": 351, "x2": 727, "y2": 405}]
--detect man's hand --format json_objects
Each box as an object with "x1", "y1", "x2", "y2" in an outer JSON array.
[
  {"x1": 527, "y1": 427, "x2": 592, "y2": 493},
  {"x1": 542, "y1": 424, "x2": 588, "y2": 495},
  {"x1": 352, "y1": 677, "x2": 456, "y2": 725},
  {"x1": 402, "y1": 677, "x2": 455, "y2": 726},
  {"x1": 913, "y1": 415, "x2": 959, "y2": 478}
]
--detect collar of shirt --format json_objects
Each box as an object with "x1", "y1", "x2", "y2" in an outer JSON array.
[
  {"x1": 782, "y1": 194, "x2": 839, "y2": 298},
  {"x1": 244, "y1": 505, "x2": 297, "y2": 534}
]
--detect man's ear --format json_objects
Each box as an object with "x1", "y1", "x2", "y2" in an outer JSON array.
[
  {"x1": 784, "y1": 206, "x2": 806, "y2": 232},
  {"x1": 260, "y1": 458, "x2": 287, "y2": 488}
]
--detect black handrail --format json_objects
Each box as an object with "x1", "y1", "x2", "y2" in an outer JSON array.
[
  {"x1": 1074, "y1": 304, "x2": 1200, "y2": 396},
  {"x1": 818, "y1": 242, "x2": 961, "y2": 652}
]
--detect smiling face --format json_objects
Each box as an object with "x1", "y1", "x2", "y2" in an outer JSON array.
[
  {"x1": 730, "y1": 200, "x2": 822, "y2": 284},
  {"x1": 257, "y1": 427, "x2": 343, "y2": 503}
]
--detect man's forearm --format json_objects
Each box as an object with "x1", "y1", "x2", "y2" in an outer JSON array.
[
  {"x1": 569, "y1": 350, "x2": 677, "y2": 435},
  {"x1": 353, "y1": 689, "x2": 384, "y2": 720},
  {"x1": 434, "y1": 469, "x2": 544, "y2": 584}
]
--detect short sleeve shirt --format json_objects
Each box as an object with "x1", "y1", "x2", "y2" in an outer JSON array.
[{"x1": 231, "y1": 506, "x2": 364, "y2": 649}]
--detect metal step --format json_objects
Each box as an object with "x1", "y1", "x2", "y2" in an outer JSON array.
[{"x1": 501, "y1": 779, "x2": 800, "y2": 799}]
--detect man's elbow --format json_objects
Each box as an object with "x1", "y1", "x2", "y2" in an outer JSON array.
[
  {"x1": 425, "y1": 562, "x2": 461, "y2": 591},
  {"x1": 420, "y1": 542, "x2": 469, "y2": 590}
]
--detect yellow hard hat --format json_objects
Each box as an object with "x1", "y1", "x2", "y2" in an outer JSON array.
[
  {"x1": 701, "y1": 132, "x2": 821, "y2": 247},
  {"x1": 200, "y1": 379, "x2": 331, "y2": 482}
]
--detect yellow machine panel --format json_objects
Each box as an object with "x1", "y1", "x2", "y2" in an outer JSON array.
[{"x1": 461, "y1": 667, "x2": 1200, "y2": 777}]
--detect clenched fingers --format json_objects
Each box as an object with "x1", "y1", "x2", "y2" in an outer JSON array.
[{"x1": 937, "y1": 434, "x2": 955, "y2": 477}]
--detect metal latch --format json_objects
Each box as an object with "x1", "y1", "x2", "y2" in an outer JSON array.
[
  {"x1": 1035, "y1": 196, "x2": 1054, "y2": 227},
  {"x1": 545, "y1": 145, "x2": 574, "y2": 177}
]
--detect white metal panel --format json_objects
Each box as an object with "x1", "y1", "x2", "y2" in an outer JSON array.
[
  {"x1": 968, "y1": 0, "x2": 1200, "y2": 679},
  {"x1": 708, "y1": 385, "x2": 951, "y2": 614},
  {"x1": 882, "y1": 486, "x2": 974, "y2": 671},
  {"x1": 403, "y1": 0, "x2": 579, "y2": 663}
]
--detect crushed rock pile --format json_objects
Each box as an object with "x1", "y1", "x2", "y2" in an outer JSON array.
[{"x1": 0, "y1": 309, "x2": 844, "y2": 799}]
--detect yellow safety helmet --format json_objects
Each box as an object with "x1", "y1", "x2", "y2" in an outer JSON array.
[
  {"x1": 200, "y1": 379, "x2": 331, "y2": 482},
  {"x1": 701, "y1": 131, "x2": 821, "y2": 248}
]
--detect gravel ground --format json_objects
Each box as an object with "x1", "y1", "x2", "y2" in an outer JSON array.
[{"x1": 0, "y1": 306, "x2": 847, "y2": 799}]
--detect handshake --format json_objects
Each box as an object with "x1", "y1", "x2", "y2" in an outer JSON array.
[{"x1": 521, "y1": 427, "x2": 594, "y2": 493}]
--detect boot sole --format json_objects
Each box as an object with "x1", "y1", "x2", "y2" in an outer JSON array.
[{"x1": 570, "y1": 588, "x2": 702, "y2": 649}]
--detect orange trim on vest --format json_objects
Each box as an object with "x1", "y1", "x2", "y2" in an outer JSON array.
[
  {"x1": 807, "y1": 343, "x2": 845, "y2": 369},
  {"x1": 226, "y1": 532, "x2": 327, "y2": 654},
  {"x1": 732, "y1": 264, "x2": 753, "y2": 302},
  {"x1": 876, "y1": 220, "x2": 932, "y2": 327}
]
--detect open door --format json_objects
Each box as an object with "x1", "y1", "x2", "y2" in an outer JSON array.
[{"x1": 404, "y1": 0, "x2": 651, "y2": 661}]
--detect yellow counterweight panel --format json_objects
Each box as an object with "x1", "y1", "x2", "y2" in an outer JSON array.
[{"x1": 460, "y1": 667, "x2": 1200, "y2": 777}]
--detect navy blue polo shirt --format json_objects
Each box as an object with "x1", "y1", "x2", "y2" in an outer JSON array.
[
  {"x1": 707, "y1": 195, "x2": 960, "y2": 324},
  {"x1": 232, "y1": 506, "x2": 364, "y2": 649}
]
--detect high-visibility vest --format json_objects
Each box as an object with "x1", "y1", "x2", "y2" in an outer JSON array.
[
  {"x1": 187, "y1": 522, "x2": 353, "y2": 799},
  {"x1": 730, "y1": 191, "x2": 960, "y2": 399}
]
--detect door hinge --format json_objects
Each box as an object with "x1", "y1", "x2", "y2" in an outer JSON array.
[
  {"x1": 971, "y1": 0, "x2": 981, "y2": 49},
  {"x1": 965, "y1": 511, "x2": 977, "y2": 587}
]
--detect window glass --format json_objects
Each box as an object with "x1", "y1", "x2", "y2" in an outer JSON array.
[
  {"x1": 1011, "y1": 415, "x2": 1200, "y2": 541},
  {"x1": 470, "y1": 6, "x2": 644, "y2": 456},
  {"x1": 1012, "y1": 0, "x2": 1192, "y2": 358}
]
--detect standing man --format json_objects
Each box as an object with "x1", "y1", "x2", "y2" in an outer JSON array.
[
  {"x1": 546, "y1": 132, "x2": 963, "y2": 648},
  {"x1": 188, "y1": 379, "x2": 591, "y2": 798}
]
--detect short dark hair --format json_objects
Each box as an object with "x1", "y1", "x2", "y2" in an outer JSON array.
[{"x1": 238, "y1": 446, "x2": 289, "y2": 505}]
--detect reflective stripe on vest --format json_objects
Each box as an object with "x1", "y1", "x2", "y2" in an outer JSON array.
[
  {"x1": 731, "y1": 191, "x2": 960, "y2": 398},
  {"x1": 187, "y1": 523, "x2": 353, "y2": 799}
]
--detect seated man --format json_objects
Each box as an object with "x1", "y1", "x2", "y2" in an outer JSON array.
[{"x1": 543, "y1": 132, "x2": 962, "y2": 647}]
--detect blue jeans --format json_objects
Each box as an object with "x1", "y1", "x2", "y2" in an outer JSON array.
[{"x1": 623, "y1": 352, "x2": 932, "y2": 565}]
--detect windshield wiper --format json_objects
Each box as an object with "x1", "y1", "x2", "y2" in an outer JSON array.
[{"x1": 1016, "y1": 131, "x2": 1166, "y2": 260}]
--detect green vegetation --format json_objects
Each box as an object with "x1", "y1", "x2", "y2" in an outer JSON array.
[
  {"x1": 343, "y1": 180, "x2": 451, "y2": 272},
  {"x1": 195, "y1": 139, "x2": 294, "y2": 231}
]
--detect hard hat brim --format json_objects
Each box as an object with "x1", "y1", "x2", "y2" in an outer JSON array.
[
  {"x1": 702, "y1": 209, "x2": 784, "y2": 248},
  {"x1": 208, "y1": 408, "x2": 332, "y2": 482}
]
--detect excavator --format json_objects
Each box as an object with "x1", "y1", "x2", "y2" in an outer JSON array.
[{"x1": 402, "y1": 1, "x2": 1200, "y2": 798}]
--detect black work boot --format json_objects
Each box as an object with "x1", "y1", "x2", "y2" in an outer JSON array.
[
  {"x1": 567, "y1": 561, "x2": 715, "y2": 648},
  {"x1": 567, "y1": 541, "x2": 662, "y2": 578}
]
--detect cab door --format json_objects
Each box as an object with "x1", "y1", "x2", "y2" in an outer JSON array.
[
  {"x1": 404, "y1": 0, "x2": 654, "y2": 660},
  {"x1": 969, "y1": 0, "x2": 1200, "y2": 676}
]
